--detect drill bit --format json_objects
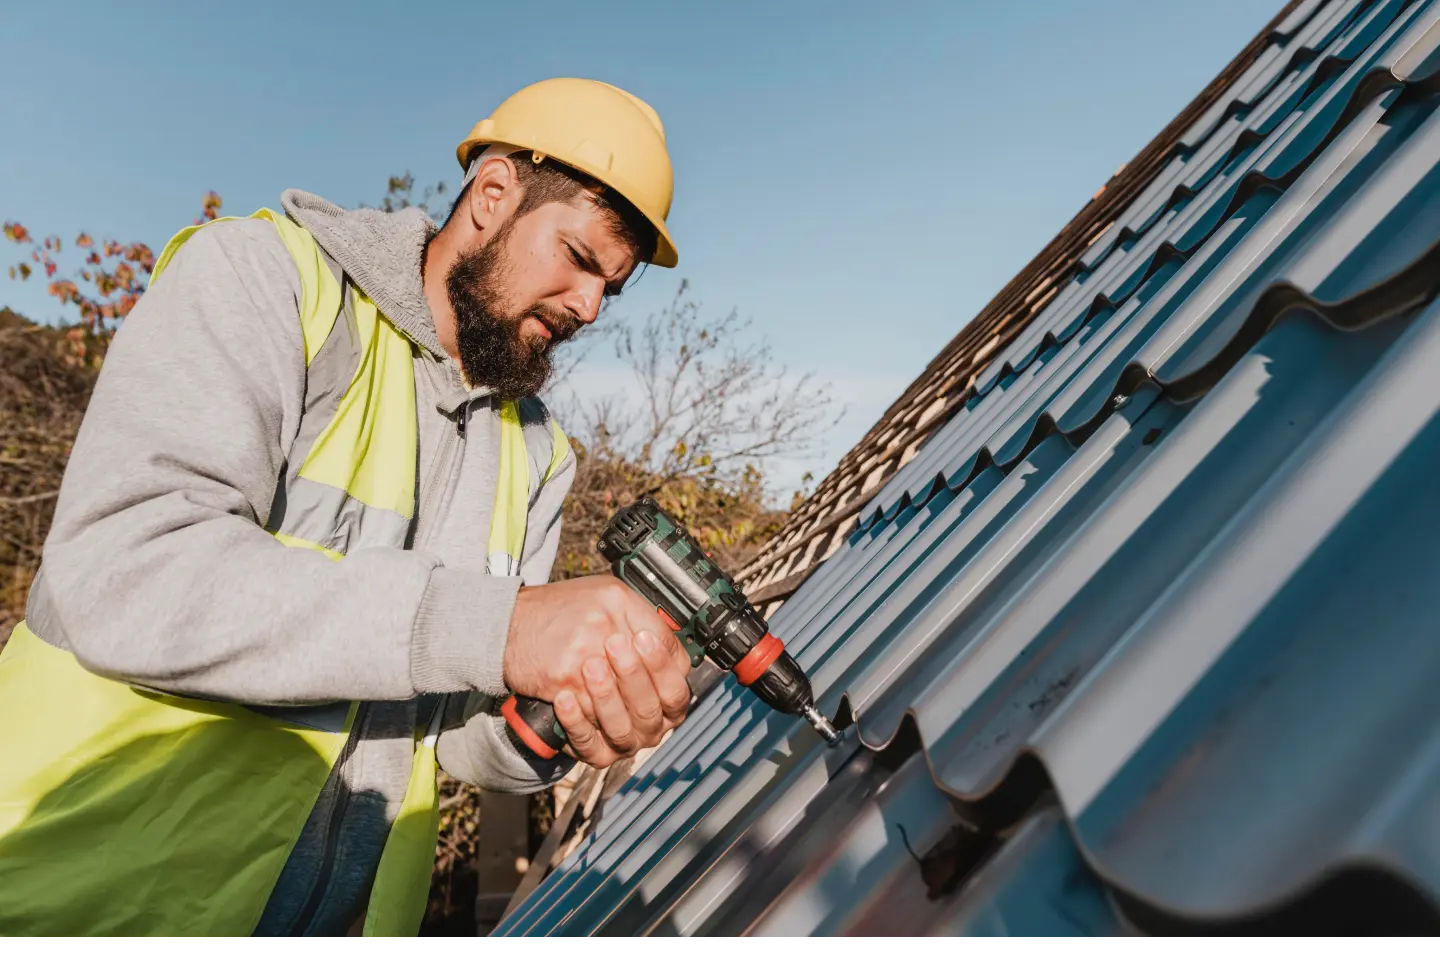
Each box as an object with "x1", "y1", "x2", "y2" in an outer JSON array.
[{"x1": 802, "y1": 703, "x2": 841, "y2": 746}]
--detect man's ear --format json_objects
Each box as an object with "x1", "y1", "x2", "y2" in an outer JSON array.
[{"x1": 465, "y1": 156, "x2": 521, "y2": 234}]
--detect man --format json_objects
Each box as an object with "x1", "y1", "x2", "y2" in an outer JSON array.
[{"x1": 0, "y1": 78, "x2": 689, "y2": 936}]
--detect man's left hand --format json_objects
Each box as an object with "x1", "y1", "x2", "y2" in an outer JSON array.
[{"x1": 551, "y1": 628, "x2": 691, "y2": 767}]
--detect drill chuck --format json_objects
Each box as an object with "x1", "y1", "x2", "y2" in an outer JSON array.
[
  {"x1": 744, "y1": 648, "x2": 813, "y2": 716},
  {"x1": 744, "y1": 648, "x2": 840, "y2": 747}
]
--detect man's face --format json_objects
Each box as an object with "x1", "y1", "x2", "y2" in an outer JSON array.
[{"x1": 446, "y1": 195, "x2": 638, "y2": 400}]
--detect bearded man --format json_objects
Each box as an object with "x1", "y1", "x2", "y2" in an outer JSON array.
[{"x1": 0, "y1": 78, "x2": 690, "y2": 936}]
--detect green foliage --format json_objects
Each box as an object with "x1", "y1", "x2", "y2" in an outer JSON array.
[
  {"x1": 555, "y1": 436, "x2": 788, "y2": 582},
  {"x1": 373, "y1": 172, "x2": 450, "y2": 223}
]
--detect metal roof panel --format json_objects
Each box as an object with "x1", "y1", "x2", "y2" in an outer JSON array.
[{"x1": 497, "y1": 0, "x2": 1440, "y2": 935}]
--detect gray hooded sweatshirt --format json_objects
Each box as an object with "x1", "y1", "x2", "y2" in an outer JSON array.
[{"x1": 24, "y1": 190, "x2": 576, "y2": 934}]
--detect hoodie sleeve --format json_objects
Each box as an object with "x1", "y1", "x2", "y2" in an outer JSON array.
[
  {"x1": 26, "y1": 218, "x2": 517, "y2": 704},
  {"x1": 435, "y1": 692, "x2": 577, "y2": 793},
  {"x1": 436, "y1": 441, "x2": 578, "y2": 789}
]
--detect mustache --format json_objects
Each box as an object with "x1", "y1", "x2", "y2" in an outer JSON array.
[{"x1": 528, "y1": 304, "x2": 582, "y2": 345}]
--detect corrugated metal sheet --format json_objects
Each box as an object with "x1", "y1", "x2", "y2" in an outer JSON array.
[
  {"x1": 497, "y1": 0, "x2": 1440, "y2": 935},
  {"x1": 731, "y1": 1, "x2": 1317, "y2": 612}
]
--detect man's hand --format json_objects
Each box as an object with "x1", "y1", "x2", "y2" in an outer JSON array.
[{"x1": 503, "y1": 574, "x2": 693, "y2": 767}]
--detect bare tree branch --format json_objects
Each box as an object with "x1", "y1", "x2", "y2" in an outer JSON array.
[
  {"x1": 0, "y1": 491, "x2": 58, "y2": 507},
  {"x1": 544, "y1": 279, "x2": 843, "y2": 582},
  {"x1": 557, "y1": 279, "x2": 842, "y2": 492}
]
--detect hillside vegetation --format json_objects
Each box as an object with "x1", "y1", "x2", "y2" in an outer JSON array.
[{"x1": 0, "y1": 309, "x2": 105, "y2": 639}]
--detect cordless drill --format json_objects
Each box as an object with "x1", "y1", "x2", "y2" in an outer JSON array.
[{"x1": 501, "y1": 496, "x2": 840, "y2": 759}]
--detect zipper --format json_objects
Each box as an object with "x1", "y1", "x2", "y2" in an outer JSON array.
[
  {"x1": 289, "y1": 373, "x2": 469, "y2": 932},
  {"x1": 411, "y1": 400, "x2": 464, "y2": 551},
  {"x1": 289, "y1": 701, "x2": 371, "y2": 934}
]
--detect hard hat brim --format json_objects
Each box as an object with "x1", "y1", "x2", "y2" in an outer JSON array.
[{"x1": 455, "y1": 136, "x2": 677, "y2": 269}]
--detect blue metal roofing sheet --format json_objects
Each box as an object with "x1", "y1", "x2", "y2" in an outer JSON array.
[{"x1": 497, "y1": 0, "x2": 1440, "y2": 935}]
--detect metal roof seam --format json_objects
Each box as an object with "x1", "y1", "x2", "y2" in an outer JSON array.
[
  {"x1": 860, "y1": 10, "x2": 1440, "y2": 523},
  {"x1": 737, "y1": 3, "x2": 1322, "y2": 598}
]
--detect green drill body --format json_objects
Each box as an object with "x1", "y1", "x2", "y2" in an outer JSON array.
[
  {"x1": 601, "y1": 501, "x2": 756, "y2": 670},
  {"x1": 502, "y1": 497, "x2": 839, "y2": 758}
]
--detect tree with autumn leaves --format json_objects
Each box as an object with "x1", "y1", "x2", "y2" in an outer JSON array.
[{"x1": 4, "y1": 192, "x2": 222, "y2": 335}]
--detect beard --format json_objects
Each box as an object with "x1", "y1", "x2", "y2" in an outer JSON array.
[{"x1": 445, "y1": 215, "x2": 580, "y2": 401}]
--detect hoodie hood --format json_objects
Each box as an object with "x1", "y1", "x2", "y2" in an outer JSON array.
[{"x1": 281, "y1": 189, "x2": 446, "y2": 359}]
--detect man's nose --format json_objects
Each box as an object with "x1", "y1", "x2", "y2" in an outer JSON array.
[{"x1": 563, "y1": 277, "x2": 606, "y2": 324}]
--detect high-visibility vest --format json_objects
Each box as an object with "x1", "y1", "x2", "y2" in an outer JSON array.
[{"x1": 0, "y1": 210, "x2": 570, "y2": 936}]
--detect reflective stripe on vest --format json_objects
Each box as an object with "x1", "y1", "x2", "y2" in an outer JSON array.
[
  {"x1": 0, "y1": 210, "x2": 567, "y2": 937},
  {"x1": 490, "y1": 398, "x2": 571, "y2": 576}
]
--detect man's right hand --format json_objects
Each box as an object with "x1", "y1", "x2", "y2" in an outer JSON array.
[{"x1": 502, "y1": 574, "x2": 693, "y2": 768}]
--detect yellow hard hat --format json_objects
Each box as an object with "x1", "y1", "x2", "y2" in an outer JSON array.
[{"x1": 456, "y1": 78, "x2": 678, "y2": 268}]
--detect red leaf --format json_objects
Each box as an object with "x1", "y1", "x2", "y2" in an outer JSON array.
[{"x1": 47, "y1": 279, "x2": 79, "y2": 302}]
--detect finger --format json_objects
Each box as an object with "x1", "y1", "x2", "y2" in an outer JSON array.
[
  {"x1": 630, "y1": 605, "x2": 691, "y2": 715},
  {"x1": 583, "y1": 655, "x2": 640, "y2": 756},
  {"x1": 606, "y1": 633, "x2": 664, "y2": 744},
  {"x1": 554, "y1": 689, "x2": 614, "y2": 768},
  {"x1": 670, "y1": 633, "x2": 691, "y2": 678},
  {"x1": 657, "y1": 624, "x2": 690, "y2": 678},
  {"x1": 569, "y1": 676, "x2": 597, "y2": 725},
  {"x1": 621, "y1": 593, "x2": 686, "y2": 663},
  {"x1": 635, "y1": 630, "x2": 692, "y2": 726}
]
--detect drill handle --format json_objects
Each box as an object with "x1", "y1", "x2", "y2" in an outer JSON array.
[{"x1": 501, "y1": 694, "x2": 569, "y2": 759}]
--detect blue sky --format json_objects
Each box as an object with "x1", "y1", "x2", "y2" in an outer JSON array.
[{"x1": 1, "y1": 0, "x2": 1277, "y2": 492}]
